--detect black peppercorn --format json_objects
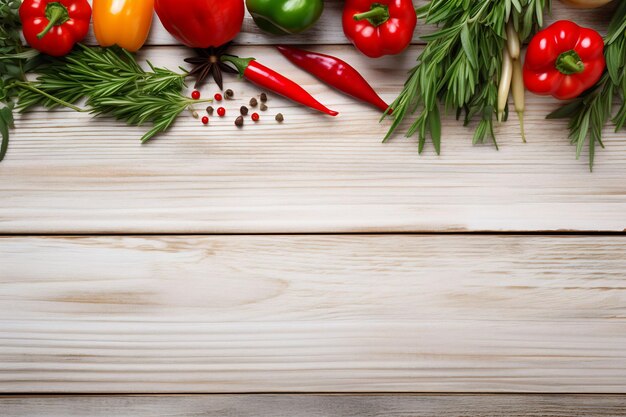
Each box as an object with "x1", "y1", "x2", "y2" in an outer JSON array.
[
  {"x1": 235, "y1": 116, "x2": 244, "y2": 127},
  {"x1": 260, "y1": 92, "x2": 267, "y2": 102},
  {"x1": 206, "y1": 106, "x2": 214, "y2": 115},
  {"x1": 249, "y1": 97, "x2": 258, "y2": 107},
  {"x1": 275, "y1": 113, "x2": 284, "y2": 123}
]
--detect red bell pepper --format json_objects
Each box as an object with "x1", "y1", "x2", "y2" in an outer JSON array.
[
  {"x1": 221, "y1": 55, "x2": 338, "y2": 116},
  {"x1": 342, "y1": 0, "x2": 416, "y2": 58},
  {"x1": 154, "y1": 0, "x2": 245, "y2": 48},
  {"x1": 277, "y1": 46, "x2": 390, "y2": 113},
  {"x1": 523, "y1": 20, "x2": 606, "y2": 100},
  {"x1": 19, "y1": 0, "x2": 91, "y2": 57}
]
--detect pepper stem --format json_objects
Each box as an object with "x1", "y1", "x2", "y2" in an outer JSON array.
[
  {"x1": 220, "y1": 55, "x2": 254, "y2": 77},
  {"x1": 353, "y1": 4, "x2": 390, "y2": 27},
  {"x1": 37, "y1": 2, "x2": 70, "y2": 39},
  {"x1": 555, "y1": 50, "x2": 585, "y2": 75}
]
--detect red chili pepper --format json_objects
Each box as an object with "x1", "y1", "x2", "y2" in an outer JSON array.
[
  {"x1": 277, "y1": 46, "x2": 390, "y2": 113},
  {"x1": 221, "y1": 55, "x2": 339, "y2": 116},
  {"x1": 155, "y1": 0, "x2": 244, "y2": 48},
  {"x1": 342, "y1": 0, "x2": 416, "y2": 58},
  {"x1": 20, "y1": 0, "x2": 92, "y2": 57},
  {"x1": 523, "y1": 20, "x2": 606, "y2": 100}
]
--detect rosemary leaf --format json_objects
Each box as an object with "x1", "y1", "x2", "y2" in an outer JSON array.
[{"x1": 18, "y1": 45, "x2": 187, "y2": 111}]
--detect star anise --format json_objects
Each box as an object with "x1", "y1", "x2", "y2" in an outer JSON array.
[{"x1": 184, "y1": 44, "x2": 238, "y2": 90}]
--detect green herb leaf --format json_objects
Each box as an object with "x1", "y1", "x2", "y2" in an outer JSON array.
[
  {"x1": 0, "y1": 0, "x2": 40, "y2": 162},
  {"x1": 0, "y1": 105, "x2": 13, "y2": 161},
  {"x1": 546, "y1": 99, "x2": 583, "y2": 119}
]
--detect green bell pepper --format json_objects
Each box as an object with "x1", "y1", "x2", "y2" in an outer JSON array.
[{"x1": 246, "y1": 0, "x2": 324, "y2": 35}]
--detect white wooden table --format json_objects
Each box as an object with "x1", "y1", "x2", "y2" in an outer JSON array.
[{"x1": 2, "y1": 1, "x2": 626, "y2": 415}]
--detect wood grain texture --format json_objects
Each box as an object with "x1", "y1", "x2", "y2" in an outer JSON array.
[
  {"x1": 2, "y1": 394, "x2": 626, "y2": 417},
  {"x1": 85, "y1": 0, "x2": 616, "y2": 46},
  {"x1": 1, "y1": 235, "x2": 626, "y2": 393},
  {"x1": 4, "y1": 4, "x2": 624, "y2": 234},
  {"x1": 3, "y1": 45, "x2": 626, "y2": 234}
]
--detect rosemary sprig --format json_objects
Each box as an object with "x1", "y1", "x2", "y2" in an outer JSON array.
[
  {"x1": 18, "y1": 45, "x2": 187, "y2": 109},
  {"x1": 16, "y1": 45, "x2": 206, "y2": 144},
  {"x1": 90, "y1": 91, "x2": 201, "y2": 143},
  {"x1": 384, "y1": 0, "x2": 549, "y2": 153},
  {"x1": 547, "y1": 0, "x2": 626, "y2": 170}
]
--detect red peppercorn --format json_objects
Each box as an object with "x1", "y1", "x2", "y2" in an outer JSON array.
[
  {"x1": 201, "y1": 116, "x2": 209, "y2": 125},
  {"x1": 191, "y1": 90, "x2": 201, "y2": 100},
  {"x1": 251, "y1": 112, "x2": 260, "y2": 122},
  {"x1": 214, "y1": 93, "x2": 223, "y2": 101},
  {"x1": 217, "y1": 107, "x2": 226, "y2": 117}
]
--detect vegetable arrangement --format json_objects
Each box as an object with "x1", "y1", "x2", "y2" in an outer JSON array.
[
  {"x1": 0, "y1": 0, "x2": 623, "y2": 171},
  {"x1": 384, "y1": 0, "x2": 550, "y2": 153}
]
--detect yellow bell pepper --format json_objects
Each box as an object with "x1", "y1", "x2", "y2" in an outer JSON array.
[{"x1": 93, "y1": 0, "x2": 154, "y2": 52}]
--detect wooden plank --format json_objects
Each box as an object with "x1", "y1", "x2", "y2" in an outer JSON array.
[
  {"x1": 2, "y1": 394, "x2": 626, "y2": 417},
  {"x1": 97, "y1": 0, "x2": 615, "y2": 46},
  {"x1": 1, "y1": 235, "x2": 625, "y2": 393},
  {"x1": 3, "y1": 44, "x2": 626, "y2": 234}
]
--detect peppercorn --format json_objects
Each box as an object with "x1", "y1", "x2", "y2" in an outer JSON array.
[
  {"x1": 249, "y1": 97, "x2": 258, "y2": 107},
  {"x1": 217, "y1": 107, "x2": 226, "y2": 117},
  {"x1": 191, "y1": 90, "x2": 201, "y2": 100},
  {"x1": 214, "y1": 93, "x2": 223, "y2": 101},
  {"x1": 275, "y1": 113, "x2": 284, "y2": 123},
  {"x1": 260, "y1": 92, "x2": 267, "y2": 102},
  {"x1": 225, "y1": 89, "x2": 234, "y2": 99},
  {"x1": 260, "y1": 103, "x2": 268, "y2": 111},
  {"x1": 202, "y1": 116, "x2": 209, "y2": 125},
  {"x1": 235, "y1": 116, "x2": 244, "y2": 127},
  {"x1": 192, "y1": 111, "x2": 199, "y2": 119},
  {"x1": 251, "y1": 112, "x2": 260, "y2": 122},
  {"x1": 206, "y1": 106, "x2": 214, "y2": 115},
  {"x1": 240, "y1": 106, "x2": 248, "y2": 116}
]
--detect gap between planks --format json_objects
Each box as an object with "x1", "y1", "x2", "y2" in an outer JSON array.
[
  {"x1": 1, "y1": 394, "x2": 626, "y2": 417},
  {"x1": 1, "y1": 231, "x2": 626, "y2": 238}
]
